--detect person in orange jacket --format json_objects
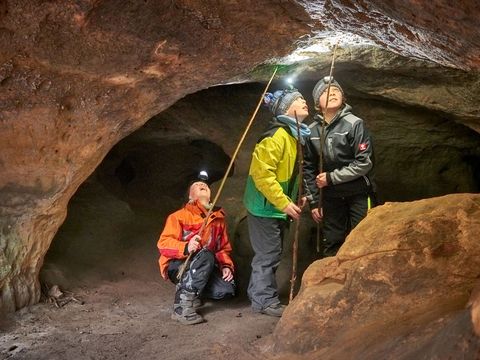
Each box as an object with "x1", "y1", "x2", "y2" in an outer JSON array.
[{"x1": 157, "y1": 171, "x2": 235, "y2": 325}]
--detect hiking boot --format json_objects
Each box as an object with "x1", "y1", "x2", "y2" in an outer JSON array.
[
  {"x1": 172, "y1": 289, "x2": 204, "y2": 325},
  {"x1": 260, "y1": 303, "x2": 286, "y2": 317},
  {"x1": 192, "y1": 298, "x2": 202, "y2": 309},
  {"x1": 174, "y1": 296, "x2": 202, "y2": 309},
  {"x1": 171, "y1": 305, "x2": 204, "y2": 325}
]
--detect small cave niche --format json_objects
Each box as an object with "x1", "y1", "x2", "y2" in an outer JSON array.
[
  {"x1": 114, "y1": 158, "x2": 135, "y2": 187},
  {"x1": 97, "y1": 138, "x2": 232, "y2": 213},
  {"x1": 41, "y1": 129, "x2": 232, "y2": 291}
]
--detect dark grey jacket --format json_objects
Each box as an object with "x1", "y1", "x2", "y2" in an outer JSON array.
[{"x1": 304, "y1": 104, "x2": 375, "y2": 206}]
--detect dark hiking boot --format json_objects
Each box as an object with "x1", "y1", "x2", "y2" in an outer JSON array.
[
  {"x1": 172, "y1": 289, "x2": 204, "y2": 325},
  {"x1": 173, "y1": 287, "x2": 203, "y2": 309},
  {"x1": 260, "y1": 303, "x2": 286, "y2": 317}
]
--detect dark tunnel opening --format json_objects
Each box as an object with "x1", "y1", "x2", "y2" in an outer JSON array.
[
  {"x1": 464, "y1": 154, "x2": 480, "y2": 192},
  {"x1": 114, "y1": 158, "x2": 136, "y2": 187},
  {"x1": 41, "y1": 135, "x2": 233, "y2": 289},
  {"x1": 96, "y1": 138, "x2": 232, "y2": 212}
]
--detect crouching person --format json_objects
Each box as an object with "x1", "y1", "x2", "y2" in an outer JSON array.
[{"x1": 157, "y1": 171, "x2": 235, "y2": 325}]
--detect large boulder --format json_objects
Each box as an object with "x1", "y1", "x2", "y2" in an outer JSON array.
[{"x1": 272, "y1": 193, "x2": 480, "y2": 358}]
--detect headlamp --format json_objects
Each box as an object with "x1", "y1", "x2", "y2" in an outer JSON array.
[
  {"x1": 322, "y1": 76, "x2": 334, "y2": 84},
  {"x1": 198, "y1": 170, "x2": 209, "y2": 182}
]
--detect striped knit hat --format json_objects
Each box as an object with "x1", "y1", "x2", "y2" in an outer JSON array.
[{"x1": 264, "y1": 89, "x2": 303, "y2": 116}]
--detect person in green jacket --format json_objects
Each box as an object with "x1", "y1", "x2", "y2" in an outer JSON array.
[{"x1": 243, "y1": 87, "x2": 310, "y2": 317}]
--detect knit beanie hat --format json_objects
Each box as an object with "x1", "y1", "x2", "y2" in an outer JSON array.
[
  {"x1": 312, "y1": 76, "x2": 344, "y2": 109},
  {"x1": 264, "y1": 89, "x2": 303, "y2": 116}
]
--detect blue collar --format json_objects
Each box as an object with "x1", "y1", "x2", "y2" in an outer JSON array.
[{"x1": 276, "y1": 115, "x2": 311, "y2": 144}]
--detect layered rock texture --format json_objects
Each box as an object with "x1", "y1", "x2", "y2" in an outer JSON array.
[
  {"x1": 1, "y1": 4, "x2": 480, "y2": 359},
  {"x1": 272, "y1": 194, "x2": 480, "y2": 359},
  {"x1": 299, "y1": 0, "x2": 480, "y2": 70}
]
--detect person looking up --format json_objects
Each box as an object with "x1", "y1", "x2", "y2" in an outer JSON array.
[
  {"x1": 243, "y1": 87, "x2": 310, "y2": 317},
  {"x1": 158, "y1": 171, "x2": 235, "y2": 325},
  {"x1": 304, "y1": 76, "x2": 376, "y2": 258}
]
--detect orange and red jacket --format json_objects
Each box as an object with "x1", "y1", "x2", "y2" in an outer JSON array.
[{"x1": 157, "y1": 200, "x2": 234, "y2": 280}]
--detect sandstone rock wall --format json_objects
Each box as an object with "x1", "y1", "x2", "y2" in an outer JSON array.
[
  {"x1": 0, "y1": 0, "x2": 309, "y2": 313},
  {"x1": 272, "y1": 194, "x2": 480, "y2": 358}
]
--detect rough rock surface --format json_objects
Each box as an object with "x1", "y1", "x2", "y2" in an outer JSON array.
[
  {"x1": 0, "y1": 0, "x2": 309, "y2": 313},
  {"x1": 470, "y1": 282, "x2": 480, "y2": 337},
  {"x1": 271, "y1": 193, "x2": 480, "y2": 359},
  {"x1": 298, "y1": 0, "x2": 480, "y2": 70},
  {"x1": 1, "y1": 0, "x2": 480, "y2": 358}
]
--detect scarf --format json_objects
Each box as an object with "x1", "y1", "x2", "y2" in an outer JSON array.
[{"x1": 276, "y1": 115, "x2": 311, "y2": 145}]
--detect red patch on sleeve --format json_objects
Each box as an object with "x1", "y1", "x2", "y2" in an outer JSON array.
[{"x1": 359, "y1": 143, "x2": 368, "y2": 151}]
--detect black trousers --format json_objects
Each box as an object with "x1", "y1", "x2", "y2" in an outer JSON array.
[
  {"x1": 322, "y1": 193, "x2": 370, "y2": 257},
  {"x1": 168, "y1": 248, "x2": 235, "y2": 300}
]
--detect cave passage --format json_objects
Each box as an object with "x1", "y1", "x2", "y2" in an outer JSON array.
[
  {"x1": 41, "y1": 80, "x2": 480, "y2": 298},
  {"x1": 8, "y1": 61, "x2": 480, "y2": 360}
]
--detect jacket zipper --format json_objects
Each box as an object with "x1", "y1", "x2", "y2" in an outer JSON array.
[
  {"x1": 363, "y1": 175, "x2": 370, "y2": 187},
  {"x1": 327, "y1": 137, "x2": 334, "y2": 161}
]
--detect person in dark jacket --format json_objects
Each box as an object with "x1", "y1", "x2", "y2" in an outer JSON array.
[
  {"x1": 304, "y1": 76, "x2": 376, "y2": 257},
  {"x1": 244, "y1": 88, "x2": 310, "y2": 317}
]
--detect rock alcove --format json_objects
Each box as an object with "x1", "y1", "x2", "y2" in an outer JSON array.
[{"x1": 42, "y1": 70, "x2": 480, "y2": 296}]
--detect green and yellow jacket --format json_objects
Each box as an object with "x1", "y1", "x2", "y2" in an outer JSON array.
[{"x1": 243, "y1": 119, "x2": 299, "y2": 220}]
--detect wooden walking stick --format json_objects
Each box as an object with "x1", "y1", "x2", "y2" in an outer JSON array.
[
  {"x1": 176, "y1": 66, "x2": 279, "y2": 281},
  {"x1": 289, "y1": 110, "x2": 304, "y2": 303},
  {"x1": 316, "y1": 42, "x2": 339, "y2": 255}
]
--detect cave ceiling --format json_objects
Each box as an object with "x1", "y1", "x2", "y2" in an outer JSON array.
[{"x1": 297, "y1": 0, "x2": 480, "y2": 71}]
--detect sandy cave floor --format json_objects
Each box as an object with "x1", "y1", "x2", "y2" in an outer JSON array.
[{"x1": 0, "y1": 276, "x2": 280, "y2": 360}]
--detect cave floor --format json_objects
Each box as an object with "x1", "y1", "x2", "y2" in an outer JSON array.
[{"x1": 0, "y1": 277, "x2": 278, "y2": 360}]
